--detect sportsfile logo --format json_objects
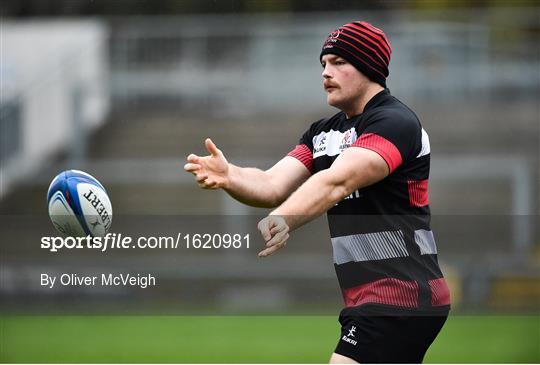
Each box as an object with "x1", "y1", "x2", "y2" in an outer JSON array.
[{"x1": 342, "y1": 325, "x2": 357, "y2": 346}]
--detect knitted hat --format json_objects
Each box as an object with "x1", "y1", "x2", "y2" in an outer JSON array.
[{"x1": 320, "y1": 21, "x2": 391, "y2": 87}]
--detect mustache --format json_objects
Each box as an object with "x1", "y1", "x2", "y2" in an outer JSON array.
[{"x1": 324, "y1": 81, "x2": 339, "y2": 89}]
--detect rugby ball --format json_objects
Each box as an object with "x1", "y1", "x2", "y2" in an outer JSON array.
[{"x1": 47, "y1": 170, "x2": 112, "y2": 237}]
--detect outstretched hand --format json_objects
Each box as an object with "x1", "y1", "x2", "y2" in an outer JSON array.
[
  {"x1": 257, "y1": 215, "x2": 290, "y2": 257},
  {"x1": 184, "y1": 138, "x2": 229, "y2": 189}
]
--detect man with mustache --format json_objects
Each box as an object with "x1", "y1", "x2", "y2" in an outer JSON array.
[{"x1": 185, "y1": 21, "x2": 450, "y2": 363}]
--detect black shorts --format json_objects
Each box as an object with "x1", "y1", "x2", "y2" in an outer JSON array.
[{"x1": 334, "y1": 306, "x2": 449, "y2": 363}]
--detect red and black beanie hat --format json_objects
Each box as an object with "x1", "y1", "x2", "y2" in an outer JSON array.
[{"x1": 320, "y1": 21, "x2": 392, "y2": 87}]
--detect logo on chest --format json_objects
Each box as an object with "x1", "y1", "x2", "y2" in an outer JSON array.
[{"x1": 312, "y1": 128, "x2": 357, "y2": 158}]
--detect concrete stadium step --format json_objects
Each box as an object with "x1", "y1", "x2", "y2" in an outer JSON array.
[
  {"x1": 87, "y1": 114, "x2": 310, "y2": 160},
  {"x1": 89, "y1": 98, "x2": 538, "y2": 160}
]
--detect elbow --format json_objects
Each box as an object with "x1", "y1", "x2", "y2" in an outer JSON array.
[
  {"x1": 266, "y1": 174, "x2": 293, "y2": 208},
  {"x1": 319, "y1": 170, "x2": 351, "y2": 204},
  {"x1": 249, "y1": 196, "x2": 282, "y2": 209},
  {"x1": 268, "y1": 189, "x2": 291, "y2": 208},
  {"x1": 329, "y1": 183, "x2": 350, "y2": 204},
  {"x1": 262, "y1": 197, "x2": 283, "y2": 209},
  {"x1": 270, "y1": 196, "x2": 286, "y2": 208}
]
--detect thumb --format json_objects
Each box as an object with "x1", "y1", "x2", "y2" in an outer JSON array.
[{"x1": 205, "y1": 138, "x2": 220, "y2": 157}]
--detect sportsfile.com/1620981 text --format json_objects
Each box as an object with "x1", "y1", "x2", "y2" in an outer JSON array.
[{"x1": 40, "y1": 233, "x2": 251, "y2": 253}]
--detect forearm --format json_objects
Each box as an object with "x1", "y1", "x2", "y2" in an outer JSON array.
[
  {"x1": 256, "y1": 147, "x2": 389, "y2": 257},
  {"x1": 271, "y1": 169, "x2": 349, "y2": 230},
  {"x1": 224, "y1": 164, "x2": 283, "y2": 208}
]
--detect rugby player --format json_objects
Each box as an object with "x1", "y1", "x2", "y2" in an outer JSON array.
[{"x1": 185, "y1": 21, "x2": 451, "y2": 363}]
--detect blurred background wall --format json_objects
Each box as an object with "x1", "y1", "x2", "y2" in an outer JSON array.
[{"x1": 0, "y1": 0, "x2": 538, "y2": 314}]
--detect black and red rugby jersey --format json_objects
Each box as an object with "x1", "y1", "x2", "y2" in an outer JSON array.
[{"x1": 288, "y1": 89, "x2": 450, "y2": 314}]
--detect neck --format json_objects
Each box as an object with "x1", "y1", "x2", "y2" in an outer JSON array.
[{"x1": 344, "y1": 83, "x2": 385, "y2": 118}]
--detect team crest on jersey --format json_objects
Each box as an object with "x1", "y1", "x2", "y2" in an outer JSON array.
[
  {"x1": 313, "y1": 128, "x2": 357, "y2": 158},
  {"x1": 339, "y1": 129, "x2": 356, "y2": 150}
]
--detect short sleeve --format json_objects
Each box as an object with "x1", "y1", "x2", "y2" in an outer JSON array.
[
  {"x1": 351, "y1": 110, "x2": 420, "y2": 173},
  {"x1": 286, "y1": 121, "x2": 320, "y2": 174}
]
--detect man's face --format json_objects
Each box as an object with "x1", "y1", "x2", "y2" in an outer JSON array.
[{"x1": 321, "y1": 54, "x2": 368, "y2": 113}]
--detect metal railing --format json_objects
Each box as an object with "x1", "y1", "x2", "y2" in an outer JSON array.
[{"x1": 109, "y1": 10, "x2": 540, "y2": 114}]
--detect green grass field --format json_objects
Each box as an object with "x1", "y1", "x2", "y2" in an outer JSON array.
[{"x1": 1, "y1": 315, "x2": 538, "y2": 363}]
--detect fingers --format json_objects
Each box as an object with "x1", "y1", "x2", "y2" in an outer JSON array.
[
  {"x1": 195, "y1": 174, "x2": 218, "y2": 189},
  {"x1": 269, "y1": 226, "x2": 283, "y2": 235},
  {"x1": 204, "y1": 181, "x2": 218, "y2": 189},
  {"x1": 193, "y1": 170, "x2": 218, "y2": 189},
  {"x1": 196, "y1": 174, "x2": 208, "y2": 183},
  {"x1": 266, "y1": 219, "x2": 288, "y2": 246},
  {"x1": 258, "y1": 237, "x2": 288, "y2": 258},
  {"x1": 257, "y1": 219, "x2": 273, "y2": 241},
  {"x1": 257, "y1": 216, "x2": 289, "y2": 257},
  {"x1": 205, "y1": 138, "x2": 221, "y2": 157},
  {"x1": 198, "y1": 181, "x2": 218, "y2": 189},
  {"x1": 185, "y1": 143, "x2": 223, "y2": 190},
  {"x1": 265, "y1": 228, "x2": 289, "y2": 247},
  {"x1": 184, "y1": 163, "x2": 201, "y2": 172},
  {"x1": 186, "y1": 154, "x2": 201, "y2": 163},
  {"x1": 199, "y1": 182, "x2": 217, "y2": 189}
]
